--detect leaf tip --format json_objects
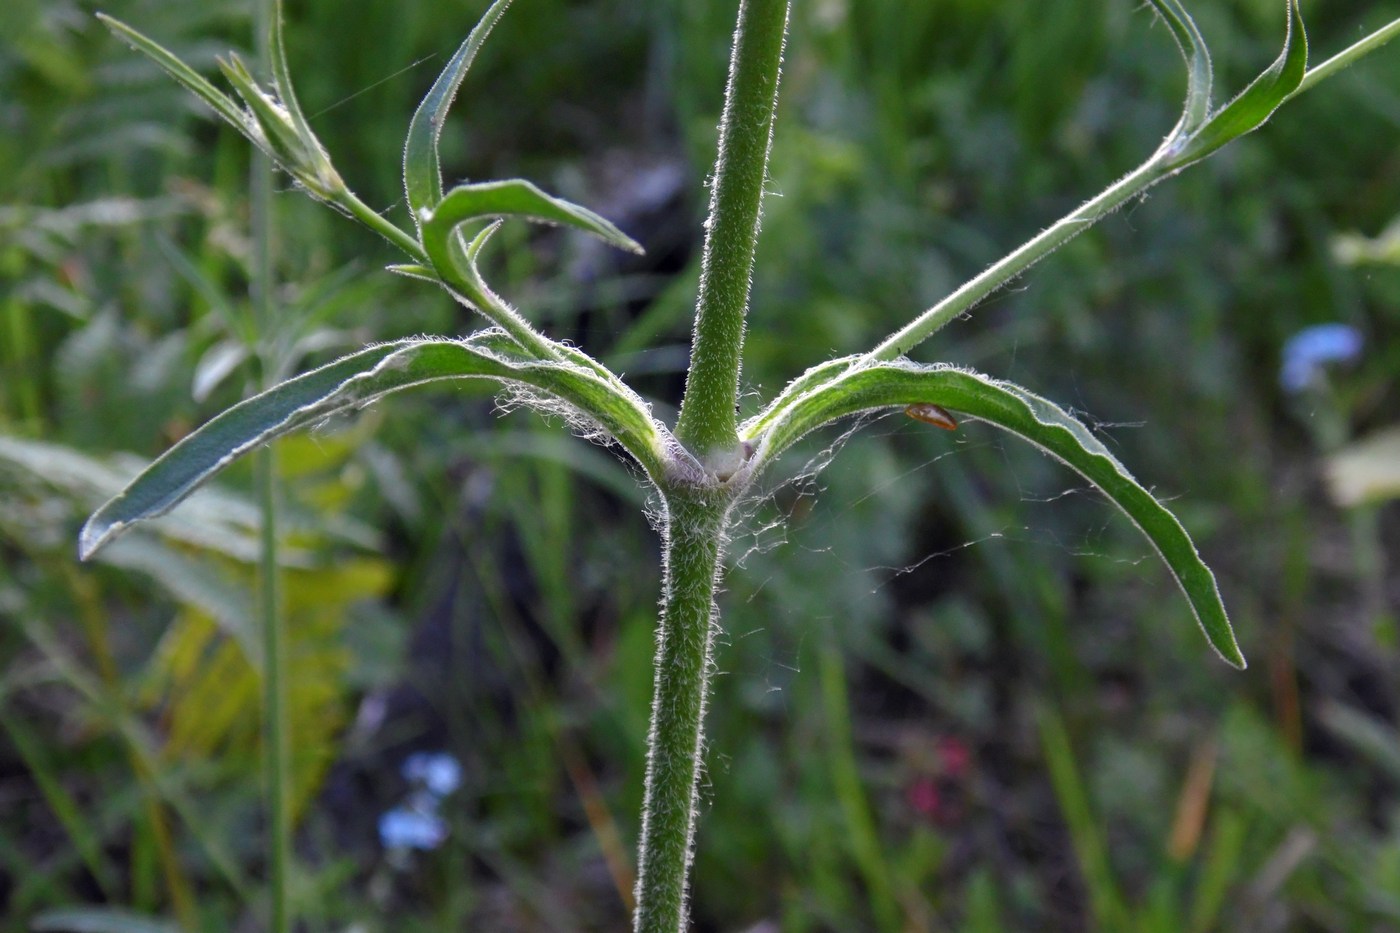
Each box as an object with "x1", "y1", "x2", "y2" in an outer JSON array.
[
  {"x1": 95, "y1": 12, "x2": 136, "y2": 43},
  {"x1": 1220, "y1": 643, "x2": 1247, "y2": 671},
  {"x1": 386, "y1": 262, "x2": 435, "y2": 281},
  {"x1": 77, "y1": 514, "x2": 118, "y2": 562},
  {"x1": 1205, "y1": 617, "x2": 1247, "y2": 669}
]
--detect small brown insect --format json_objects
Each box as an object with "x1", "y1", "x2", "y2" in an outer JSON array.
[{"x1": 904, "y1": 403, "x2": 958, "y2": 431}]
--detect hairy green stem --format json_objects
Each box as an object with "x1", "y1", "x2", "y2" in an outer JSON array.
[
  {"x1": 869, "y1": 13, "x2": 1400, "y2": 364},
  {"x1": 1292, "y1": 14, "x2": 1400, "y2": 97},
  {"x1": 432, "y1": 259, "x2": 564, "y2": 363},
  {"x1": 868, "y1": 156, "x2": 1164, "y2": 360},
  {"x1": 253, "y1": 3, "x2": 291, "y2": 931},
  {"x1": 674, "y1": 0, "x2": 789, "y2": 464},
  {"x1": 633, "y1": 490, "x2": 734, "y2": 932},
  {"x1": 340, "y1": 189, "x2": 428, "y2": 262}
]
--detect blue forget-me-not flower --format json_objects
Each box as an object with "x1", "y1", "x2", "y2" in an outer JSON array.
[
  {"x1": 1280, "y1": 324, "x2": 1363, "y2": 393},
  {"x1": 378, "y1": 751, "x2": 462, "y2": 852}
]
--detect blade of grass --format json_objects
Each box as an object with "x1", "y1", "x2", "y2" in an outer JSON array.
[
  {"x1": 32, "y1": 907, "x2": 181, "y2": 933},
  {"x1": 12, "y1": 612, "x2": 248, "y2": 909},
  {"x1": 58, "y1": 558, "x2": 199, "y2": 928},
  {"x1": 0, "y1": 706, "x2": 118, "y2": 899},
  {"x1": 1188, "y1": 809, "x2": 1248, "y2": 933},
  {"x1": 251, "y1": 0, "x2": 292, "y2": 928},
  {"x1": 1036, "y1": 705, "x2": 1131, "y2": 930},
  {"x1": 818, "y1": 638, "x2": 903, "y2": 931}
]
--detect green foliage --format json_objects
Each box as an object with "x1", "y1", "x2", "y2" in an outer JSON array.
[
  {"x1": 78, "y1": 333, "x2": 668, "y2": 559},
  {"x1": 4, "y1": 0, "x2": 1400, "y2": 929},
  {"x1": 1156, "y1": 0, "x2": 1307, "y2": 170},
  {"x1": 402, "y1": 0, "x2": 515, "y2": 220},
  {"x1": 743, "y1": 360, "x2": 1243, "y2": 667}
]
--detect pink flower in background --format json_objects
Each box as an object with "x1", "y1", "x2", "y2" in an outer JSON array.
[
  {"x1": 906, "y1": 777, "x2": 942, "y2": 820},
  {"x1": 938, "y1": 735, "x2": 971, "y2": 779}
]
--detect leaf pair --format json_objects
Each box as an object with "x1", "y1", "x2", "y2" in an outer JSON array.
[
  {"x1": 99, "y1": 2, "x2": 344, "y2": 203},
  {"x1": 399, "y1": 0, "x2": 639, "y2": 257},
  {"x1": 99, "y1": 0, "x2": 639, "y2": 276},
  {"x1": 85, "y1": 1, "x2": 661, "y2": 561},
  {"x1": 729, "y1": 0, "x2": 1337, "y2": 667},
  {"x1": 397, "y1": 0, "x2": 640, "y2": 353},
  {"x1": 1149, "y1": 0, "x2": 1307, "y2": 170},
  {"x1": 93, "y1": 0, "x2": 1349, "y2": 671}
]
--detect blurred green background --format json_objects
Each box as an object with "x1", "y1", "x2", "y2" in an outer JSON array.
[{"x1": 3, "y1": 0, "x2": 1399, "y2": 929}]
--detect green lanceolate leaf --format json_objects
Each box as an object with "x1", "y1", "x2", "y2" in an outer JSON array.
[
  {"x1": 99, "y1": 13, "x2": 344, "y2": 203},
  {"x1": 96, "y1": 15, "x2": 250, "y2": 136},
  {"x1": 741, "y1": 355, "x2": 861, "y2": 441},
  {"x1": 422, "y1": 179, "x2": 643, "y2": 261},
  {"x1": 385, "y1": 263, "x2": 439, "y2": 282},
  {"x1": 403, "y1": 0, "x2": 516, "y2": 226},
  {"x1": 742, "y1": 361, "x2": 1245, "y2": 669},
  {"x1": 267, "y1": 0, "x2": 318, "y2": 151},
  {"x1": 1145, "y1": 0, "x2": 1213, "y2": 136},
  {"x1": 80, "y1": 335, "x2": 667, "y2": 559},
  {"x1": 80, "y1": 342, "x2": 401, "y2": 559},
  {"x1": 417, "y1": 185, "x2": 641, "y2": 357},
  {"x1": 1165, "y1": 0, "x2": 1306, "y2": 170}
]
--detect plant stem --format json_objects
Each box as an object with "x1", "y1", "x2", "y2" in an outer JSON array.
[
  {"x1": 867, "y1": 13, "x2": 1400, "y2": 365},
  {"x1": 636, "y1": 6, "x2": 789, "y2": 918},
  {"x1": 674, "y1": 0, "x2": 789, "y2": 464},
  {"x1": 1291, "y1": 15, "x2": 1400, "y2": 98},
  {"x1": 817, "y1": 640, "x2": 902, "y2": 930},
  {"x1": 2, "y1": 299, "x2": 42, "y2": 433},
  {"x1": 340, "y1": 189, "x2": 428, "y2": 262},
  {"x1": 255, "y1": 442, "x2": 290, "y2": 932},
  {"x1": 633, "y1": 489, "x2": 734, "y2": 933},
  {"x1": 868, "y1": 156, "x2": 1165, "y2": 360},
  {"x1": 253, "y1": 2, "x2": 291, "y2": 931}
]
